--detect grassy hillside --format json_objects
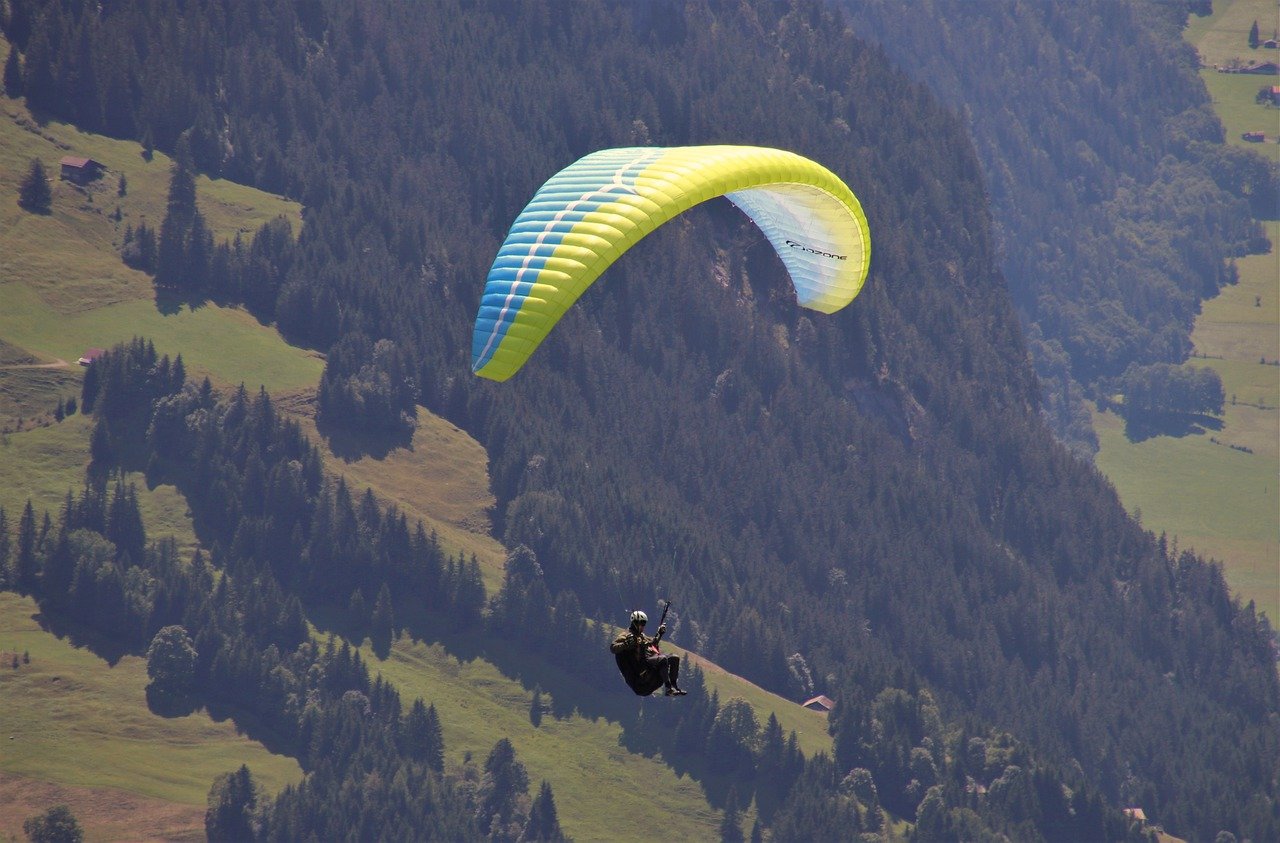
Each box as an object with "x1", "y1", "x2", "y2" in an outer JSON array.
[
  {"x1": 0, "y1": 82, "x2": 318, "y2": 396},
  {"x1": 1093, "y1": 0, "x2": 1278, "y2": 622},
  {"x1": 349, "y1": 631, "x2": 832, "y2": 841},
  {"x1": 0, "y1": 83, "x2": 834, "y2": 838},
  {"x1": 0, "y1": 79, "x2": 322, "y2": 836},
  {"x1": 284, "y1": 403, "x2": 511, "y2": 595},
  {"x1": 0, "y1": 592, "x2": 303, "y2": 840}
]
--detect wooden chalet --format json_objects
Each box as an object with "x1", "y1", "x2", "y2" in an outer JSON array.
[
  {"x1": 59, "y1": 156, "x2": 105, "y2": 185},
  {"x1": 802, "y1": 694, "x2": 835, "y2": 713},
  {"x1": 77, "y1": 348, "x2": 106, "y2": 366}
]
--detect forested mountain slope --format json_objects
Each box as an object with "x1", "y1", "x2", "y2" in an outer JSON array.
[
  {"x1": 843, "y1": 0, "x2": 1276, "y2": 452},
  {"x1": 2, "y1": 0, "x2": 1277, "y2": 839}
]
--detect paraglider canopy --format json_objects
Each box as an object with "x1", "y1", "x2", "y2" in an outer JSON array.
[{"x1": 472, "y1": 145, "x2": 871, "y2": 381}]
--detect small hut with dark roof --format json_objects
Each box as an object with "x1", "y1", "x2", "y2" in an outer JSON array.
[{"x1": 59, "y1": 156, "x2": 105, "y2": 185}]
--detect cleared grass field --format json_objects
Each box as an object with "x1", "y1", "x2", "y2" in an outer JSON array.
[
  {"x1": 0, "y1": 366, "x2": 81, "y2": 429},
  {"x1": 286, "y1": 404, "x2": 510, "y2": 594},
  {"x1": 1094, "y1": 0, "x2": 1278, "y2": 624},
  {"x1": 0, "y1": 83, "x2": 314, "y2": 834},
  {"x1": 0, "y1": 592, "x2": 303, "y2": 839},
  {"x1": 365, "y1": 634, "x2": 721, "y2": 842},
  {"x1": 1094, "y1": 407, "x2": 1276, "y2": 619},
  {"x1": 358, "y1": 631, "x2": 831, "y2": 842},
  {"x1": 1185, "y1": 0, "x2": 1280, "y2": 70},
  {"x1": 1199, "y1": 70, "x2": 1280, "y2": 153},
  {"x1": 0, "y1": 283, "x2": 324, "y2": 395},
  {"x1": 1, "y1": 78, "x2": 318, "y2": 395},
  {"x1": 1185, "y1": 0, "x2": 1280, "y2": 159},
  {"x1": 0, "y1": 416, "x2": 199, "y2": 562},
  {"x1": 0, "y1": 339, "x2": 38, "y2": 366}
]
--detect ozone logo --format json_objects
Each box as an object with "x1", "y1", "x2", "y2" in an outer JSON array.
[{"x1": 785, "y1": 240, "x2": 847, "y2": 260}]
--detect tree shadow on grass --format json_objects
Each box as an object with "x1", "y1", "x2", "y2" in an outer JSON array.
[
  {"x1": 201, "y1": 701, "x2": 299, "y2": 758},
  {"x1": 145, "y1": 684, "x2": 198, "y2": 718},
  {"x1": 153, "y1": 287, "x2": 210, "y2": 317},
  {"x1": 32, "y1": 608, "x2": 131, "y2": 667},
  {"x1": 1123, "y1": 409, "x2": 1223, "y2": 443},
  {"x1": 315, "y1": 413, "x2": 415, "y2": 462}
]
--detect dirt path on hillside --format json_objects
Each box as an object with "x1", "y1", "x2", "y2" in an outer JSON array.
[
  {"x1": 0, "y1": 358, "x2": 71, "y2": 370},
  {"x1": 0, "y1": 772, "x2": 204, "y2": 841}
]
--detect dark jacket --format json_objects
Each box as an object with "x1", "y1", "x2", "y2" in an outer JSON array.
[{"x1": 611, "y1": 626, "x2": 665, "y2": 695}]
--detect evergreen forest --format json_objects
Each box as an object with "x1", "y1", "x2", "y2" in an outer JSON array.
[
  {"x1": 1, "y1": 0, "x2": 1277, "y2": 840},
  {"x1": 846, "y1": 0, "x2": 1278, "y2": 452}
]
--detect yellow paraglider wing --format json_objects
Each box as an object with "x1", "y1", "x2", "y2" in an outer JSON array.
[{"x1": 472, "y1": 146, "x2": 870, "y2": 381}]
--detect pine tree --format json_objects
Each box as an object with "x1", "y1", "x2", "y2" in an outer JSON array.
[
  {"x1": 106, "y1": 482, "x2": 146, "y2": 564},
  {"x1": 155, "y1": 213, "x2": 185, "y2": 286},
  {"x1": 41, "y1": 527, "x2": 75, "y2": 610},
  {"x1": 720, "y1": 788, "x2": 745, "y2": 843},
  {"x1": 205, "y1": 765, "x2": 257, "y2": 842},
  {"x1": 155, "y1": 134, "x2": 198, "y2": 288},
  {"x1": 14, "y1": 501, "x2": 39, "y2": 595},
  {"x1": 89, "y1": 418, "x2": 112, "y2": 465},
  {"x1": 529, "y1": 687, "x2": 543, "y2": 728},
  {"x1": 523, "y1": 781, "x2": 567, "y2": 842},
  {"x1": 1249, "y1": 20, "x2": 1260, "y2": 49},
  {"x1": 18, "y1": 158, "x2": 51, "y2": 214},
  {"x1": 3, "y1": 45, "x2": 21, "y2": 98},
  {"x1": 370, "y1": 582, "x2": 394, "y2": 658},
  {"x1": 19, "y1": 27, "x2": 55, "y2": 115},
  {"x1": 167, "y1": 133, "x2": 197, "y2": 220},
  {"x1": 0, "y1": 507, "x2": 10, "y2": 589},
  {"x1": 184, "y1": 209, "x2": 212, "y2": 291},
  {"x1": 479, "y1": 738, "x2": 530, "y2": 838}
]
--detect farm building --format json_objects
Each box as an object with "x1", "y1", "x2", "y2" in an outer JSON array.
[
  {"x1": 1123, "y1": 807, "x2": 1147, "y2": 825},
  {"x1": 77, "y1": 348, "x2": 105, "y2": 366},
  {"x1": 802, "y1": 694, "x2": 835, "y2": 713},
  {"x1": 59, "y1": 156, "x2": 105, "y2": 185}
]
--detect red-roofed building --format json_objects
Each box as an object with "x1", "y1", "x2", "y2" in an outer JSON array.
[
  {"x1": 59, "y1": 156, "x2": 105, "y2": 185},
  {"x1": 77, "y1": 348, "x2": 106, "y2": 366},
  {"x1": 802, "y1": 694, "x2": 835, "y2": 713}
]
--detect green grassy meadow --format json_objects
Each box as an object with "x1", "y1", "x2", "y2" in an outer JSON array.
[
  {"x1": 0, "y1": 415, "x2": 200, "y2": 562},
  {"x1": 354, "y1": 632, "x2": 832, "y2": 842},
  {"x1": 1093, "y1": 0, "x2": 1278, "y2": 624},
  {"x1": 0, "y1": 592, "x2": 303, "y2": 839},
  {"x1": 0, "y1": 365, "x2": 81, "y2": 428},
  {"x1": 1185, "y1": 0, "x2": 1280, "y2": 157},
  {"x1": 363, "y1": 635, "x2": 721, "y2": 842},
  {"x1": 288, "y1": 406, "x2": 511, "y2": 594},
  {"x1": 1185, "y1": 0, "x2": 1280, "y2": 71},
  {"x1": 0, "y1": 83, "x2": 320, "y2": 835}
]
